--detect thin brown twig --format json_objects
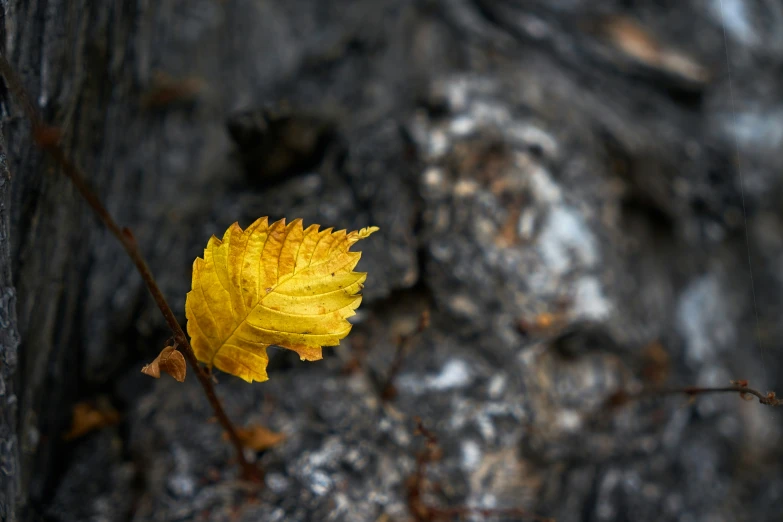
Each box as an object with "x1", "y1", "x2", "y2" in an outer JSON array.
[
  {"x1": 408, "y1": 418, "x2": 554, "y2": 522},
  {"x1": 407, "y1": 417, "x2": 439, "y2": 521},
  {"x1": 0, "y1": 53, "x2": 261, "y2": 482},
  {"x1": 607, "y1": 380, "x2": 783, "y2": 409}
]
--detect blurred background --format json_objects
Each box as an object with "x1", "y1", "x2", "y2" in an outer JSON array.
[{"x1": 3, "y1": 1, "x2": 783, "y2": 521}]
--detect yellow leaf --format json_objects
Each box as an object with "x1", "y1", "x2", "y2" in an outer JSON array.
[{"x1": 186, "y1": 217, "x2": 378, "y2": 382}]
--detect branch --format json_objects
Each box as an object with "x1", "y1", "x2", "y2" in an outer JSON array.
[
  {"x1": 0, "y1": 52, "x2": 261, "y2": 482},
  {"x1": 607, "y1": 380, "x2": 782, "y2": 409}
]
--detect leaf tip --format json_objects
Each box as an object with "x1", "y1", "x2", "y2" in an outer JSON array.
[
  {"x1": 246, "y1": 216, "x2": 269, "y2": 233},
  {"x1": 140, "y1": 363, "x2": 160, "y2": 379},
  {"x1": 207, "y1": 234, "x2": 222, "y2": 249},
  {"x1": 358, "y1": 226, "x2": 380, "y2": 239}
]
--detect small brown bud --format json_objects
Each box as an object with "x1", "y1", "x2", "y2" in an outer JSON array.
[{"x1": 141, "y1": 345, "x2": 186, "y2": 382}]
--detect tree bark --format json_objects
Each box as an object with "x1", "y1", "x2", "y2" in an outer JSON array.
[{"x1": 0, "y1": 130, "x2": 21, "y2": 522}]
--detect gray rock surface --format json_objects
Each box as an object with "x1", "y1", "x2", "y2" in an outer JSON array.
[{"x1": 3, "y1": 0, "x2": 783, "y2": 521}]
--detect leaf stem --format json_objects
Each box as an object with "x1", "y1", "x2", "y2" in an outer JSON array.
[{"x1": 0, "y1": 53, "x2": 261, "y2": 482}]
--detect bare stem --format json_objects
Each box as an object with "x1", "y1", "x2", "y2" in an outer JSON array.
[
  {"x1": 607, "y1": 381, "x2": 783, "y2": 409},
  {"x1": 0, "y1": 53, "x2": 261, "y2": 482}
]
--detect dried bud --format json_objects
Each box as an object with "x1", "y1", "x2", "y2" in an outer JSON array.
[
  {"x1": 142, "y1": 345, "x2": 186, "y2": 382},
  {"x1": 762, "y1": 391, "x2": 779, "y2": 406}
]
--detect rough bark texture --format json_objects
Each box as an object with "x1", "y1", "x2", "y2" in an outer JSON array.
[
  {"x1": 0, "y1": 130, "x2": 21, "y2": 521},
  {"x1": 3, "y1": 1, "x2": 783, "y2": 521}
]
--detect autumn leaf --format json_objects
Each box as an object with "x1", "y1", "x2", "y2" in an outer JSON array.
[
  {"x1": 224, "y1": 424, "x2": 286, "y2": 451},
  {"x1": 186, "y1": 217, "x2": 378, "y2": 382},
  {"x1": 64, "y1": 401, "x2": 120, "y2": 440},
  {"x1": 141, "y1": 345, "x2": 187, "y2": 382}
]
